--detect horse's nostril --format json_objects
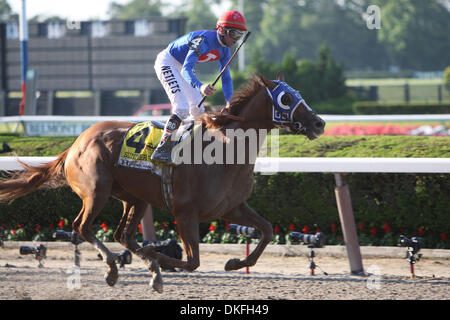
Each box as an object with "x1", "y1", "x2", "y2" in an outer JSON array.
[{"x1": 315, "y1": 121, "x2": 324, "y2": 129}]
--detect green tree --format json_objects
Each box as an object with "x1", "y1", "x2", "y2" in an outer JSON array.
[
  {"x1": 251, "y1": 0, "x2": 389, "y2": 71},
  {"x1": 256, "y1": 0, "x2": 304, "y2": 63},
  {"x1": 0, "y1": 0, "x2": 17, "y2": 21},
  {"x1": 301, "y1": 0, "x2": 388, "y2": 70},
  {"x1": 231, "y1": 0, "x2": 265, "y2": 35},
  {"x1": 377, "y1": 0, "x2": 450, "y2": 70},
  {"x1": 230, "y1": 0, "x2": 266, "y2": 65},
  {"x1": 246, "y1": 48, "x2": 278, "y2": 79},
  {"x1": 316, "y1": 44, "x2": 346, "y2": 100},
  {"x1": 244, "y1": 45, "x2": 346, "y2": 104},
  {"x1": 168, "y1": 0, "x2": 219, "y2": 31},
  {"x1": 295, "y1": 59, "x2": 320, "y2": 103},
  {"x1": 183, "y1": 0, "x2": 217, "y2": 31},
  {"x1": 281, "y1": 54, "x2": 297, "y2": 82},
  {"x1": 444, "y1": 66, "x2": 450, "y2": 91},
  {"x1": 108, "y1": 0, "x2": 163, "y2": 19},
  {"x1": 239, "y1": 0, "x2": 450, "y2": 71}
]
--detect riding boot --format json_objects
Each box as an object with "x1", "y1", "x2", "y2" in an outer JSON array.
[{"x1": 151, "y1": 114, "x2": 182, "y2": 163}]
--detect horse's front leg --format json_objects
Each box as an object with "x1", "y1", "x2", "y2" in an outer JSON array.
[
  {"x1": 77, "y1": 225, "x2": 119, "y2": 286},
  {"x1": 222, "y1": 202, "x2": 273, "y2": 271},
  {"x1": 114, "y1": 200, "x2": 163, "y2": 293},
  {"x1": 120, "y1": 238, "x2": 163, "y2": 294}
]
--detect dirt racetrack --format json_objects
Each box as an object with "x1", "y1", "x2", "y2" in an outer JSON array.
[{"x1": 0, "y1": 242, "x2": 449, "y2": 301}]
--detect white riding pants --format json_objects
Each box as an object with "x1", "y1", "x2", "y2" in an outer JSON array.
[{"x1": 154, "y1": 49, "x2": 205, "y2": 120}]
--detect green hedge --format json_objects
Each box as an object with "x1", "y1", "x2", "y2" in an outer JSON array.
[
  {"x1": 249, "y1": 172, "x2": 449, "y2": 248},
  {"x1": 0, "y1": 172, "x2": 448, "y2": 248},
  {"x1": 353, "y1": 101, "x2": 450, "y2": 115},
  {"x1": 0, "y1": 135, "x2": 449, "y2": 248},
  {"x1": 309, "y1": 96, "x2": 357, "y2": 115}
]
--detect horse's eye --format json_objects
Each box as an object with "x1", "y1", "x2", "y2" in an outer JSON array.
[{"x1": 280, "y1": 93, "x2": 293, "y2": 106}]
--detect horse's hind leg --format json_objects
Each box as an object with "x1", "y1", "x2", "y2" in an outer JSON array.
[
  {"x1": 68, "y1": 153, "x2": 119, "y2": 286},
  {"x1": 113, "y1": 196, "x2": 163, "y2": 293},
  {"x1": 222, "y1": 202, "x2": 273, "y2": 271},
  {"x1": 74, "y1": 194, "x2": 120, "y2": 286},
  {"x1": 64, "y1": 139, "x2": 119, "y2": 286}
]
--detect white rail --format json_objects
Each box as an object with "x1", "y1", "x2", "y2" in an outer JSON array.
[
  {"x1": 254, "y1": 157, "x2": 450, "y2": 173},
  {"x1": 1, "y1": 114, "x2": 450, "y2": 123},
  {"x1": 1, "y1": 156, "x2": 449, "y2": 173},
  {"x1": 0, "y1": 115, "x2": 169, "y2": 123},
  {"x1": 0, "y1": 156, "x2": 57, "y2": 170}
]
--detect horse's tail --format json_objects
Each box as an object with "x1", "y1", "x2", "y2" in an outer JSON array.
[{"x1": 0, "y1": 149, "x2": 69, "y2": 203}]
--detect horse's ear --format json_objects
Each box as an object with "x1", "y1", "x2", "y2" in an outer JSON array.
[
  {"x1": 256, "y1": 76, "x2": 266, "y2": 87},
  {"x1": 277, "y1": 71, "x2": 285, "y2": 82},
  {"x1": 255, "y1": 74, "x2": 277, "y2": 90}
]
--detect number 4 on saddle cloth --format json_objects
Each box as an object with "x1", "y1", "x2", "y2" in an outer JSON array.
[{"x1": 117, "y1": 121, "x2": 193, "y2": 175}]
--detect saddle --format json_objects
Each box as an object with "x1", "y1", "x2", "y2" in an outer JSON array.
[
  {"x1": 117, "y1": 120, "x2": 195, "y2": 212},
  {"x1": 150, "y1": 120, "x2": 165, "y2": 130},
  {"x1": 117, "y1": 121, "x2": 194, "y2": 169}
]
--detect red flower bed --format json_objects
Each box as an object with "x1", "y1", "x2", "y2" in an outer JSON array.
[
  {"x1": 0, "y1": 219, "x2": 448, "y2": 248},
  {"x1": 324, "y1": 124, "x2": 449, "y2": 136}
]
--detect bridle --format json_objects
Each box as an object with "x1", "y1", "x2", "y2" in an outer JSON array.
[
  {"x1": 218, "y1": 80, "x2": 310, "y2": 132},
  {"x1": 265, "y1": 80, "x2": 310, "y2": 132}
]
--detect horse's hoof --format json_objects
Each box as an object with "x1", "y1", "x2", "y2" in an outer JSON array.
[
  {"x1": 224, "y1": 258, "x2": 240, "y2": 271},
  {"x1": 105, "y1": 263, "x2": 119, "y2": 287},
  {"x1": 104, "y1": 267, "x2": 119, "y2": 286},
  {"x1": 150, "y1": 275, "x2": 163, "y2": 293}
]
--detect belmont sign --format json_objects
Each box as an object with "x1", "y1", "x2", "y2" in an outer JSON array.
[{"x1": 23, "y1": 120, "x2": 95, "y2": 136}]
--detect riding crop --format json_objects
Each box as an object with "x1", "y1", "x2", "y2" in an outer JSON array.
[{"x1": 197, "y1": 31, "x2": 251, "y2": 108}]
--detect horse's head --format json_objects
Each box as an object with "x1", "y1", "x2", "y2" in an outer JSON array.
[
  {"x1": 263, "y1": 71, "x2": 325, "y2": 140},
  {"x1": 202, "y1": 72, "x2": 325, "y2": 141}
]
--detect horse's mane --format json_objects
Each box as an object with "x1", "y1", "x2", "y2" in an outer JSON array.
[{"x1": 199, "y1": 75, "x2": 272, "y2": 130}]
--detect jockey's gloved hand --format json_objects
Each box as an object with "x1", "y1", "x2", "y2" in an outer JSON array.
[
  {"x1": 190, "y1": 105, "x2": 205, "y2": 118},
  {"x1": 201, "y1": 83, "x2": 216, "y2": 96}
]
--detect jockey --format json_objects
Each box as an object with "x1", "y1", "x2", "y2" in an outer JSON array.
[{"x1": 151, "y1": 10, "x2": 248, "y2": 163}]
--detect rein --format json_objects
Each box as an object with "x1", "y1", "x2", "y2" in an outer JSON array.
[{"x1": 219, "y1": 107, "x2": 245, "y2": 122}]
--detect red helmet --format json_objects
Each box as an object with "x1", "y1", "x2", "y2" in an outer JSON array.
[{"x1": 217, "y1": 10, "x2": 247, "y2": 32}]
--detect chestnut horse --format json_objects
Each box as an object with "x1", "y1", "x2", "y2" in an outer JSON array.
[{"x1": 0, "y1": 72, "x2": 325, "y2": 293}]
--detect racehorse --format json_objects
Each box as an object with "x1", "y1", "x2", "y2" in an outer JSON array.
[{"x1": 0, "y1": 71, "x2": 325, "y2": 293}]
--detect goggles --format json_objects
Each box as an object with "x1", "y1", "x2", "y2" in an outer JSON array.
[{"x1": 225, "y1": 28, "x2": 245, "y2": 40}]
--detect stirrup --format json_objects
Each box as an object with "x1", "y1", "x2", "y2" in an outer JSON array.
[{"x1": 151, "y1": 139, "x2": 175, "y2": 164}]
